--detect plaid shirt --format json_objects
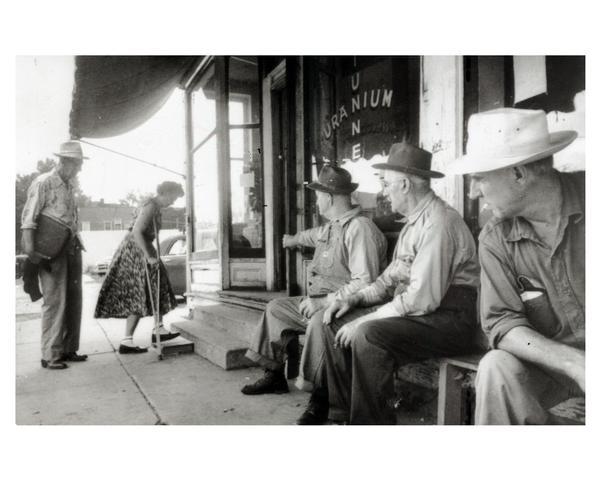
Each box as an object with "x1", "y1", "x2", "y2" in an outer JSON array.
[{"x1": 21, "y1": 168, "x2": 78, "y2": 232}]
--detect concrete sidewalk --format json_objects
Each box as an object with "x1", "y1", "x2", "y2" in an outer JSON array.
[{"x1": 15, "y1": 275, "x2": 309, "y2": 425}]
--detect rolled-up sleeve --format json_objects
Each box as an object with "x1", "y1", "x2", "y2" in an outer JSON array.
[
  {"x1": 294, "y1": 226, "x2": 324, "y2": 248},
  {"x1": 332, "y1": 219, "x2": 386, "y2": 300},
  {"x1": 21, "y1": 179, "x2": 46, "y2": 229},
  {"x1": 479, "y1": 237, "x2": 531, "y2": 348}
]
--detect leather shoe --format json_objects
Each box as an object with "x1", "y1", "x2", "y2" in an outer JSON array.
[
  {"x1": 60, "y1": 352, "x2": 88, "y2": 362},
  {"x1": 151, "y1": 331, "x2": 180, "y2": 343},
  {"x1": 41, "y1": 359, "x2": 68, "y2": 370},
  {"x1": 119, "y1": 344, "x2": 149, "y2": 354},
  {"x1": 241, "y1": 369, "x2": 289, "y2": 395},
  {"x1": 296, "y1": 401, "x2": 329, "y2": 425}
]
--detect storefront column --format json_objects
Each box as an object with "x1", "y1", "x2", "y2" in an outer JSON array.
[{"x1": 420, "y1": 56, "x2": 464, "y2": 214}]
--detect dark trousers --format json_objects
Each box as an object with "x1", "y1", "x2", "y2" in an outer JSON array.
[{"x1": 316, "y1": 286, "x2": 478, "y2": 424}]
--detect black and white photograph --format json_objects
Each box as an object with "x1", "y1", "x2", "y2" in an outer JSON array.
[{"x1": 4, "y1": 2, "x2": 597, "y2": 480}]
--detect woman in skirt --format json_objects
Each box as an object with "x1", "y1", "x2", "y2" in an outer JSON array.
[{"x1": 94, "y1": 181, "x2": 185, "y2": 353}]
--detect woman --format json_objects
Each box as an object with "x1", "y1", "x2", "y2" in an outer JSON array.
[{"x1": 94, "y1": 181, "x2": 185, "y2": 353}]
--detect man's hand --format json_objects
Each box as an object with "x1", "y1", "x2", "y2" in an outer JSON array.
[
  {"x1": 25, "y1": 250, "x2": 50, "y2": 265},
  {"x1": 299, "y1": 297, "x2": 328, "y2": 318},
  {"x1": 146, "y1": 256, "x2": 159, "y2": 266},
  {"x1": 282, "y1": 234, "x2": 298, "y2": 249},
  {"x1": 323, "y1": 298, "x2": 357, "y2": 325},
  {"x1": 334, "y1": 319, "x2": 362, "y2": 349}
]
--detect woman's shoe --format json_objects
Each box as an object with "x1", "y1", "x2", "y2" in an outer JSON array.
[
  {"x1": 41, "y1": 359, "x2": 68, "y2": 370},
  {"x1": 118, "y1": 344, "x2": 148, "y2": 354}
]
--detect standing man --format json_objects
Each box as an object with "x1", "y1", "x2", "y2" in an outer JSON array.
[
  {"x1": 447, "y1": 108, "x2": 584, "y2": 424},
  {"x1": 21, "y1": 140, "x2": 88, "y2": 370},
  {"x1": 310, "y1": 142, "x2": 480, "y2": 425},
  {"x1": 241, "y1": 165, "x2": 387, "y2": 396}
]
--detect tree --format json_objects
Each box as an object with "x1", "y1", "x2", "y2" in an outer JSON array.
[
  {"x1": 119, "y1": 190, "x2": 153, "y2": 207},
  {"x1": 15, "y1": 158, "x2": 92, "y2": 253}
]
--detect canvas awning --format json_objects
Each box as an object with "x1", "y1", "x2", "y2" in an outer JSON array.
[{"x1": 69, "y1": 56, "x2": 198, "y2": 139}]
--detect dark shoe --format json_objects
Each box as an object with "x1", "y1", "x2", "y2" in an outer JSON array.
[
  {"x1": 119, "y1": 344, "x2": 149, "y2": 354},
  {"x1": 60, "y1": 352, "x2": 88, "y2": 362},
  {"x1": 296, "y1": 398, "x2": 329, "y2": 425},
  {"x1": 41, "y1": 359, "x2": 68, "y2": 370},
  {"x1": 151, "y1": 331, "x2": 180, "y2": 343},
  {"x1": 241, "y1": 369, "x2": 289, "y2": 395}
]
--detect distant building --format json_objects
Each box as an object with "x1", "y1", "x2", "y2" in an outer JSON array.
[{"x1": 79, "y1": 201, "x2": 185, "y2": 231}]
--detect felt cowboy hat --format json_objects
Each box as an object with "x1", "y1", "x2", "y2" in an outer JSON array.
[
  {"x1": 446, "y1": 108, "x2": 577, "y2": 175},
  {"x1": 372, "y1": 141, "x2": 444, "y2": 178},
  {"x1": 53, "y1": 140, "x2": 89, "y2": 160},
  {"x1": 307, "y1": 165, "x2": 358, "y2": 194}
]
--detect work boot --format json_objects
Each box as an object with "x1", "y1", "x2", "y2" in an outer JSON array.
[
  {"x1": 241, "y1": 369, "x2": 289, "y2": 395},
  {"x1": 296, "y1": 387, "x2": 329, "y2": 425}
]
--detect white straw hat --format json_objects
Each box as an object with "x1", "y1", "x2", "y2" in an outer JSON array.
[
  {"x1": 53, "y1": 140, "x2": 88, "y2": 160},
  {"x1": 446, "y1": 108, "x2": 577, "y2": 175}
]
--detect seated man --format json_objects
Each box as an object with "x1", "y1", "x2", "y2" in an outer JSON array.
[
  {"x1": 304, "y1": 142, "x2": 480, "y2": 424},
  {"x1": 447, "y1": 108, "x2": 584, "y2": 424},
  {"x1": 241, "y1": 165, "x2": 387, "y2": 395}
]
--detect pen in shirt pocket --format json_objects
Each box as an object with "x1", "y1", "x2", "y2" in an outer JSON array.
[{"x1": 516, "y1": 275, "x2": 545, "y2": 302}]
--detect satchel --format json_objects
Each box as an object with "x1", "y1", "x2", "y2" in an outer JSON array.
[{"x1": 33, "y1": 214, "x2": 72, "y2": 259}]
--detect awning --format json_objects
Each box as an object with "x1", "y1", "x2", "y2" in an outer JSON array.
[{"x1": 69, "y1": 56, "x2": 197, "y2": 139}]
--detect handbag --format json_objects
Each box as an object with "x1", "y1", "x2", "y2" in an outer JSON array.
[{"x1": 33, "y1": 214, "x2": 72, "y2": 259}]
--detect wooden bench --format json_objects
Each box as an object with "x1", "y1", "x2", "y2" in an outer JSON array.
[{"x1": 436, "y1": 353, "x2": 585, "y2": 425}]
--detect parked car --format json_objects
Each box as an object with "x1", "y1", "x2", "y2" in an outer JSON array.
[
  {"x1": 159, "y1": 233, "x2": 187, "y2": 297},
  {"x1": 91, "y1": 256, "x2": 113, "y2": 276}
]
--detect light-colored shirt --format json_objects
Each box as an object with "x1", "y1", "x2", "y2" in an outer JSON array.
[
  {"x1": 479, "y1": 171, "x2": 585, "y2": 349},
  {"x1": 21, "y1": 168, "x2": 78, "y2": 232},
  {"x1": 353, "y1": 191, "x2": 480, "y2": 317},
  {"x1": 293, "y1": 206, "x2": 388, "y2": 299}
]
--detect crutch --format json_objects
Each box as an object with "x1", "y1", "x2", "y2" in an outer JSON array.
[{"x1": 143, "y1": 218, "x2": 163, "y2": 360}]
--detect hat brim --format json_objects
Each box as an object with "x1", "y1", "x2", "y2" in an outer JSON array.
[
  {"x1": 371, "y1": 163, "x2": 445, "y2": 179},
  {"x1": 54, "y1": 153, "x2": 89, "y2": 160},
  {"x1": 446, "y1": 130, "x2": 578, "y2": 175},
  {"x1": 307, "y1": 182, "x2": 359, "y2": 194}
]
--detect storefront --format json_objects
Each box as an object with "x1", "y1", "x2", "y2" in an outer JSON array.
[{"x1": 68, "y1": 54, "x2": 585, "y2": 302}]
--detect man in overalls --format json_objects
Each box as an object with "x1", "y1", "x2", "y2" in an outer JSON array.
[{"x1": 242, "y1": 165, "x2": 387, "y2": 399}]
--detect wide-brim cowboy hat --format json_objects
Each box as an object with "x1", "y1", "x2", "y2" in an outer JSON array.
[
  {"x1": 53, "y1": 140, "x2": 89, "y2": 160},
  {"x1": 307, "y1": 164, "x2": 358, "y2": 194},
  {"x1": 372, "y1": 141, "x2": 444, "y2": 178},
  {"x1": 446, "y1": 108, "x2": 577, "y2": 175}
]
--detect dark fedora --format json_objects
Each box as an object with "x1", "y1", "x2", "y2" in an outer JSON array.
[
  {"x1": 307, "y1": 165, "x2": 358, "y2": 195},
  {"x1": 372, "y1": 142, "x2": 444, "y2": 178}
]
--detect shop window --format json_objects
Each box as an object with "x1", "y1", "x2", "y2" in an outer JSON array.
[
  {"x1": 103, "y1": 220, "x2": 112, "y2": 230},
  {"x1": 228, "y1": 56, "x2": 264, "y2": 257}
]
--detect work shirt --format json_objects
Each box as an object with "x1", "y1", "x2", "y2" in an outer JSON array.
[
  {"x1": 293, "y1": 206, "x2": 388, "y2": 299},
  {"x1": 21, "y1": 168, "x2": 78, "y2": 232},
  {"x1": 354, "y1": 191, "x2": 480, "y2": 317},
  {"x1": 479, "y1": 171, "x2": 585, "y2": 349}
]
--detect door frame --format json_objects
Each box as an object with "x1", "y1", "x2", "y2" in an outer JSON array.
[{"x1": 262, "y1": 60, "x2": 287, "y2": 291}]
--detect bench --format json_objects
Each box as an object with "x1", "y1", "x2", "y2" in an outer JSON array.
[{"x1": 436, "y1": 353, "x2": 585, "y2": 425}]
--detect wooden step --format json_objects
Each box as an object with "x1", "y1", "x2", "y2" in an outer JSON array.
[
  {"x1": 171, "y1": 320, "x2": 256, "y2": 370},
  {"x1": 191, "y1": 303, "x2": 263, "y2": 344}
]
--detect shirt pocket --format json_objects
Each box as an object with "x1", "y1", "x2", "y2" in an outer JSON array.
[{"x1": 522, "y1": 291, "x2": 561, "y2": 338}]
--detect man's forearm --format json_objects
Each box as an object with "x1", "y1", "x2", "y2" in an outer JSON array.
[
  {"x1": 497, "y1": 326, "x2": 585, "y2": 384},
  {"x1": 22, "y1": 228, "x2": 35, "y2": 254}
]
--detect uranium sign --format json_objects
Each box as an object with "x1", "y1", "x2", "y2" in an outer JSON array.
[{"x1": 322, "y1": 57, "x2": 417, "y2": 162}]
